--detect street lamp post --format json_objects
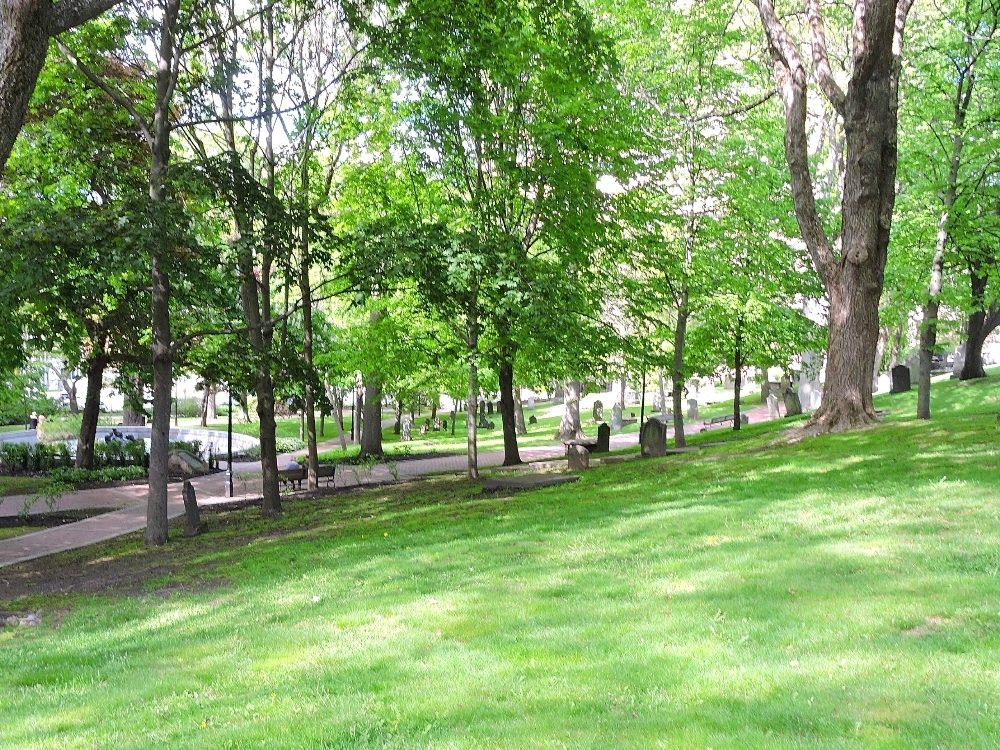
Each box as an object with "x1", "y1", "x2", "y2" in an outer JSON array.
[{"x1": 226, "y1": 387, "x2": 234, "y2": 498}]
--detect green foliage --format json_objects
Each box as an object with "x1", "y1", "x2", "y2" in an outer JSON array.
[{"x1": 48, "y1": 465, "x2": 147, "y2": 484}]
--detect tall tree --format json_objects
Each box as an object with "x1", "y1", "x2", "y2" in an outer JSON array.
[{"x1": 752, "y1": 0, "x2": 915, "y2": 431}]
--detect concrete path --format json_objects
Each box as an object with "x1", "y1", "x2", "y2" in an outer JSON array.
[{"x1": 0, "y1": 404, "x2": 777, "y2": 568}]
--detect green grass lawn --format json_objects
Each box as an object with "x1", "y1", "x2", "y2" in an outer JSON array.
[
  {"x1": 3, "y1": 375, "x2": 1000, "y2": 747},
  {"x1": 0, "y1": 475, "x2": 50, "y2": 497}
]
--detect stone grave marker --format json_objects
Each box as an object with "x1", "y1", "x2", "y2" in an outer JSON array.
[
  {"x1": 890, "y1": 364, "x2": 911, "y2": 393},
  {"x1": 611, "y1": 402, "x2": 623, "y2": 429},
  {"x1": 653, "y1": 392, "x2": 663, "y2": 412},
  {"x1": 433, "y1": 417, "x2": 442, "y2": 431},
  {"x1": 640, "y1": 418, "x2": 667, "y2": 458},
  {"x1": 567, "y1": 444, "x2": 590, "y2": 470},
  {"x1": 487, "y1": 401, "x2": 494, "y2": 415},
  {"x1": 766, "y1": 393, "x2": 780, "y2": 419},
  {"x1": 687, "y1": 399, "x2": 699, "y2": 420},
  {"x1": 783, "y1": 388, "x2": 803, "y2": 417},
  {"x1": 182, "y1": 480, "x2": 203, "y2": 537},
  {"x1": 596, "y1": 423, "x2": 610, "y2": 453},
  {"x1": 740, "y1": 413, "x2": 749, "y2": 425},
  {"x1": 527, "y1": 395, "x2": 535, "y2": 409},
  {"x1": 401, "y1": 417, "x2": 412, "y2": 441},
  {"x1": 528, "y1": 415, "x2": 537, "y2": 425},
  {"x1": 592, "y1": 399, "x2": 604, "y2": 422},
  {"x1": 419, "y1": 422, "x2": 428, "y2": 436}
]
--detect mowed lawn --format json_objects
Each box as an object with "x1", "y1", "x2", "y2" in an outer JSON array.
[{"x1": 2, "y1": 377, "x2": 1000, "y2": 748}]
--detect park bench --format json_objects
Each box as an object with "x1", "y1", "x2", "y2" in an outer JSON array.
[
  {"x1": 279, "y1": 464, "x2": 337, "y2": 491},
  {"x1": 700, "y1": 414, "x2": 734, "y2": 432}
]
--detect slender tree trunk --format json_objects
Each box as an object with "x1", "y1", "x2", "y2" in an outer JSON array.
[
  {"x1": 672, "y1": 287, "x2": 689, "y2": 448},
  {"x1": 513, "y1": 382, "x2": 527, "y2": 435},
  {"x1": 200, "y1": 386, "x2": 210, "y2": 427},
  {"x1": 145, "y1": 0, "x2": 181, "y2": 546},
  {"x1": 394, "y1": 401, "x2": 402, "y2": 434},
  {"x1": 498, "y1": 359, "x2": 521, "y2": 465},
  {"x1": 298, "y1": 160, "x2": 319, "y2": 489},
  {"x1": 873, "y1": 326, "x2": 889, "y2": 392},
  {"x1": 75, "y1": 355, "x2": 107, "y2": 469},
  {"x1": 658, "y1": 369, "x2": 667, "y2": 414},
  {"x1": 733, "y1": 333, "x2": 742, "y2": 431},
  {"x1": 360, "y1": 374, "x2": 384, "y2": 458},
  {"x1": 555, "y1": 379, "x2": 584, "y2": 441},
  {"x1": 207, "y1": 386, "x2": 217, "y2": 420},
  {"x1": 466, "y1": 313, "x2": 479, "y2": 480},
  {"x1": 887, "y1": 325, "x2": 903, "y2": 372}
]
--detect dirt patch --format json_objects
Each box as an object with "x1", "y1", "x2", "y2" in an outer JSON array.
[
  {"x1": 0, "y1": 508, "x2": 121, "y2": 529},
  {"x1": 901, "y1": 616, "x2": 948, "y2": 637}
]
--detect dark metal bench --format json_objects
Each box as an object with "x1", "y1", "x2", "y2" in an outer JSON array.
[
  {"x1": 700, "y1": 414, "x2": 734, "y2": 432},
  {"x1": 279, "y1": 464, "x2": 337, "y2": 491}
]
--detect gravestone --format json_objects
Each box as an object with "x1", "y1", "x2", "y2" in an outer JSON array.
[
  {"x1": 433, "y1": 417, "x2": 442, "y2": 431},
  {"x1": 890, "y1": 364, "x2": 911, "y2": 393},
  {"x1": 640, "y1": 418, "x2": 667, "y2": 458},
  {"x1": 419, "y1": 423, "x2": 428, "y2": 436},
  {"x1": 809, "y1": 388, "x2": 823, "y2": 410},
  {"x1": 624, "y1": 388, "x2": 638, "y2": 405},
  {"x1": 740, "y1": 413, "x2": 749, "y2": 425},
  {"x1": 766, "y1": 393, "x2": 780, "y2": 419},
  {"x1": 442, "y1": 418, "x2": 448, "y2": 431},
  {"x1": 611, "y1": 403, "x2": 623, "y2": 429},
  {"x1": 526, "y1": 395, "x2": 535, "y2": 410},
  {"x1": 182, "y1": 480, "x2": 203, "y2": 537},
  {"x1": 478, "y1": 399, "x2": 486, "y2": 416},
  {"x1": 486, "y1": 401, "x2": 494, "y2": 415},
  {"x1": 528, "y1": 415, "x2": 537, "y2": 425},
  {"x1": 652, "y1": 392, "x2": 663, "y2": 412},
  {"x1": 488, "y1": 421, "x2": 495, "y2": 429},
  {"x1": 687, "y1": 399, "x2": 699, "y2": 420},
  {"x1": 401, "y1": 417, "x2": 412, "y2": 441},
  {"x1": 478, "y1": 412, "x2": 489, "y2": 429},
  {"x1": 596, "y1": 423, "x2": 611, "y2": 453},
  {"x1": 783, "y1": 388, "x2": 803, "y2": 417},
  {"x1": 567, "y1": 444, "x2": 590, "y2": 470},
  {"x1": 592, "y1": 400, "x2": 604, "y2": 422}
]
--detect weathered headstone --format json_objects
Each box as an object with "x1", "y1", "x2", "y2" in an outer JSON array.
[
  {"x1": 419, "y1": 423, "x2": 428, "y2": 436},
  {"x1": 611, "y1": 402, "x2": 623, "y2": 429},
  {"x1": 640, "y1": 418, "x2": 667, "y2": 458},
  {"x1": 740, "y1": 413, "x2": 749, "y2": 425},
  {"x1": 488, "y1": 421, "x2": 495, "y2": 430},
  {"x1": 528, "y1": 415, "x2": 537, "y2": 425},
  {"x1": 596, "y1": 423, "x2": 610, "y2": 453},
  {"x1": 783, "y1": 388, "x2": 803, "y2": 417},
  {"x1": 442, "y1": 418, "x2": 448, "y2": 431},
  {"x1": 890, "y1": 364, "x2": 911, "y2": 393},
  {"x1": 652, "y1": 392, "x2": 663, "y2": 412},
  {"x1": 433, "y1": 417, "x2": 442, "y2": 431},
  {"x1": 526, "y1": 395, "x2": 535, "y2": 410},
  {"x1": 567, "y1": 444, "x2": 590, "y2": 470},
  {"x1": 686, "y1": 398, "x2": 699, "y2": 420},
  {"x1": 401, "y1": 417, "x2": 412, "y2": 441},
  {"x1": 766, "y1": 393, "x2": 780, "y2": 419},
  {"x1": 182, "y1": 480, "x2": 203, "y2": 537},
  {"x1": 478, "y1": 411, "x2": 489, "y2": 429},
  {"x1": 592, "y1": 399, "x2": 604, "y2": 422},
  {"x1": 486, "y1": 401, "x2": 494, "y2": 415}
]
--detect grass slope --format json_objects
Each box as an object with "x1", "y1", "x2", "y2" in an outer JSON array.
[{"x1": 1, "y1": 376, "x2": 1000, "y2": 748}]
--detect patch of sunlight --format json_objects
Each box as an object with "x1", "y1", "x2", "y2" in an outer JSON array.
[{"x1": 652, "y1": 578, "x2": 696, "y2": 596}]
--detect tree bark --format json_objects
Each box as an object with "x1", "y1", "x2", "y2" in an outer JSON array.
[
  {"x1": 360, "y1": 373, "x2": 384, "y2": 458},
  {"x1": 753, "y1": 0, "x2": 914, "y2": 432},
  {"x1": 298, "y1": 160, "x2": 319, "y2": 489},
  {"x1": 513, "y1": 382, "x2": 527, "y2": 435},
  {"x1": 497, "y1": 360, "x2": 521, "y2": 465},
  {"x1": 145, "y1": 0, "x2": 181, "y2": 547},
  {"x1": 0, "y1": 0, "x2": 125, "y2": 176},
  {"x1": 555, "y1": 379, "x2": 584, "y2": 441},
  {"x1": 658, "y1": 369, "x2": 668, "y2": 414},
  {"x1": 75, "y1": 354, "x2": 107, "y2": 469},
  {"x1": 733, "y1": 333, "x2": 742, "y2": 431},
  {"x1": 672, "y1": 288, "x2": 689, "y2": 448},
  {"x1": 466, "y1": 312, "x2": 479, "y2": 479},
  {"x1": 961, "y1": 260, "x2": 1000, "y2": 380}
]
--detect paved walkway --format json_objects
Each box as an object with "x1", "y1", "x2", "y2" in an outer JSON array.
[{"x1": 0, "y1": 404, "x2": 777, "y2": 568}]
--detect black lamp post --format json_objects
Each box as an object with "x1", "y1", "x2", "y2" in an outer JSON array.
[{"x1": 226, "y1": 386, "x2": 234, "y2": 497}]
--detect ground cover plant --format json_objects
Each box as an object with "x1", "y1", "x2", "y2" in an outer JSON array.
[{"x1": 1, "y1": 376, "x2": 999, "y2": 747}]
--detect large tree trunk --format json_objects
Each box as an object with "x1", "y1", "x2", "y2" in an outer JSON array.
[
  {"x1": 145, "y1": 0, "x2": 181, "y2": 547},
  {"x1": 961, "y1": 260, "x2": 1000, "y2": 380},
  {"x1": 733, "y1": 336, "x2": 742, "y2": 431},
  {"x1": 360, "y1": 373, "x2": 384, "y2": 458},
  {"x1": 75, "y1": 354, "x2": 107, "y2": 469},
  {"x1": 0, "y1": 0, "x2": 124, "y2": 175},
  {"x1": 498, "y1": 360, "x2": 521, "y2": 466},
  {"x1": 754, "y1": 0, "x2": 914, "y2": 433},
  {"x1": 554, "y1": 379, "x2": 584, "y2": 441},
  {"x1": 672, "y1": 289, "x2": 689, "y2": 448}
]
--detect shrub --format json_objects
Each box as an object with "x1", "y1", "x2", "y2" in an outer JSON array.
[
  {"x1": 48, "y1": 465, "x2": 147, "y2": 484},
  {"x1": 275, "y1": 437, "x2": 306, "y2": 453}
]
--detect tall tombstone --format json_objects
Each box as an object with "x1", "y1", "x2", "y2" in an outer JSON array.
[
  {"x1": 526, "y1": 395, "x2": 535, "y2": 410},
  {"x1": 640, "y1": 418, "x2": 667, "y2": 458},
  {"x1": 783, "y1": 388, "x2": 803, "y2": 417},
  {"x1": 401, "y1": 416, "x2": 412, "y2": 442},
  {"x1": 766, "y1": 393, "x2": 780, "y2": 420},
  {"x1": 592, "y1": 399, "x2": 604, "y2": 422},
  {"x1": 611, "y1": 402, "x2": 623, "y2": 429},
  {"x1": 687, "y1": 399, "x2": 699, "y2": 420},
  {"x1": 595, "y1": 423, "x2": 611, "y2": 453},
  {"x1": 486, "y1": 401, "x2": 494, "y2": 415},
  {"x1": 890, "y1": 364, "x2": 911, "y2": 393},
  {"x1": 182, "y1": 480, "x2": 202, "y2": 537},
  {"x1": 652, "y1": 392, "x2": 663, "y2": 412}
]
